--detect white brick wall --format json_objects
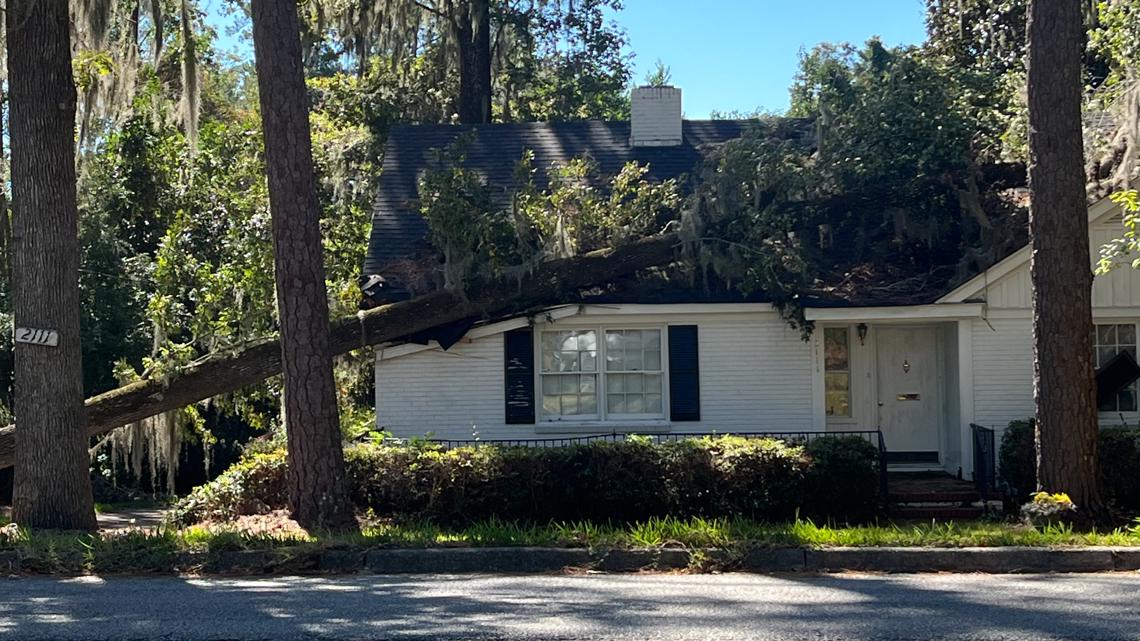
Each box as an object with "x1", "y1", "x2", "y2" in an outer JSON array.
[
  {"x1": 374, "y1": 310, "x2": 816, "y2": 439},
  {"x1": 630, "y1": 86, "x2": 682, "y2": 147}
]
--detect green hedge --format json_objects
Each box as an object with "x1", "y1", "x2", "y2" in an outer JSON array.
[
  {"x1": 172, "y1": 435, "x2": 881, "y2": 526},
  {"x1": 999, "y1": 419, "x2": 1140, "y2": 513}
]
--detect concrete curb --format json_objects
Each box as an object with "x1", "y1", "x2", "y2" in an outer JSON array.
[{"x1": 5, "y1": 545, "x2": 1140, "y2": 575}]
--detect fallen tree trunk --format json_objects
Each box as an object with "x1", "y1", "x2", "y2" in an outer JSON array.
[{"x1": 0, "y1": 235, "x2": 682, "y2": 470}]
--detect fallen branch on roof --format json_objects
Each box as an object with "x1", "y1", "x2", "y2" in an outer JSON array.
[{"x1": 0, "y1": 234, "x2": 683, "y2": 470}]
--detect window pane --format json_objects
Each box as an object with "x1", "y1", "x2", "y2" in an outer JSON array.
[
  {"x1": 625, "y1": 351, "x2": 643, "y2": 371},
  {"x1": 1098, "y1": 347, "x2": 1118, "y2": 367},
  {"x1": 627, "y1": 395, "x2": 645, "y2": 413},
  {"x1": 1098, "y1": 325, "x2": 1117, "y2": 345},
  {"x1": 608, "y1": 394, "x2": 626, "y2": 413},
  {"x1": 645, "y1": 331, "x2": 661, "y2": 350},
  {"x1": 626, "y1": 375, "x2": 643, "y2": 393},
  {"x1": 561, "y1": 376, "x2": 578, "y2": 394},
  {"x1": 625, "y1": 330, "x2": 643, "y2": 349},
  {"x1": 1120, "y1": 324, "x2": 1137, "y2": 345},
  {"x1": 646, "y1": 394, "x2": 663, "y2": 413},
  {"x1": 645, "y1": 351, "x2": 661, "y2": 370},
  {"x1": 579, "y1": 332, "x2": 597, "y2": 351},
  {"x1": 825, "y1": 371, "x2": 850, "y2": 392},
  {"x1": 605, "y1": 331, "x2": 623, "y2": 350},
  {"x1": 645, "y1": 374, "x2": 662, "y2": 393},
  {"x1": 824, "y1": 328, "x2": 849, "y2": 371},
  {"x1": 542, "y1": 377, "x2": 559, "y2": 395},
  {"x1": 581, "y1": 394, "x2": 597, "y2": 414},
  {"x1": 825, "y1": 372, "x2": 850, "y2": 417},
  {"x1": 610, "y1": 374, "x2": 624, "y2": 393},
  {"x1": 542, "y1": 395, "x2": 560, "y2": 415},
  {"x1": 607, "y1": 351, "x2": 625, "y2": 371},
  {"x1": 580, "y1": 376, "x2": 596, "y2": 393},
  {"x1": 826, "y1": 391, "x2": 851, "y2": 417},
  {"x1": 561, "y1": 395, "x2": 579, "y2": 415},
  {"x1": 580, "y1": 351, "x2": 597, "y2": 372}
]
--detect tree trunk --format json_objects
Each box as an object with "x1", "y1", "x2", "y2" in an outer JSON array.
[
  {"x1": 251, "y1": 0, "x2": 354, "y2": 530},
  {"x1": 0, "y1": 234, "x2": 681, "y2": 470},
  {"x1": 455, "y1": 0, "x2": 491, "y2": 124},
  {"x1": 6, "y1": 0, "x2": 97, "y2": 530},
  {"x1": 1027, "y1": 0, "x2": 1103, "y2": 513}
]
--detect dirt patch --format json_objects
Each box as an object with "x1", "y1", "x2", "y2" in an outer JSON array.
[{"x1": 198, "y1": 510, "x2": 311, "y2": 538}]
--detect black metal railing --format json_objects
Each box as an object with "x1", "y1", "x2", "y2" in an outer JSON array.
[
  {"x1": 877, "y1": 430, "x2": 889, "y2": 511},
  {"x1": 427, "y1": 429, "x2": 884, "y2": 450},
  {"x1": 971, "y1": 423, "x2": 997, "y2": 500}
]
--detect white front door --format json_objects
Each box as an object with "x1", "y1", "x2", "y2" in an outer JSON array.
[{"x1": 876, "y1": 326, "x2": 941, "y2": 457}]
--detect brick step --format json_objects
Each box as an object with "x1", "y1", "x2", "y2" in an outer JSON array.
[
  {"x1": 888, "y1": 491, "x2": 980, "y2": 504},
  {"x1": 890, "y1": 506, "x2": 985, "y2": 520}
]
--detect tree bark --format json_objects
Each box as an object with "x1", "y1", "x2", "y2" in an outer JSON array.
[
  {"x1": 0, "y1": 234, "x2": 681, "y2": 470},
  {"x1": 1027, "y1": 0, "x2": 1103, "y2": 513},
  {"x1": 6, "y1": 0, "x2": 97, "y2": 530},
  {"x1": 251, "y1": 0, "x2": 354, "y2": 530},
  {"x1": 455, "y1": 0, "x2": 492, "y2": 124}
]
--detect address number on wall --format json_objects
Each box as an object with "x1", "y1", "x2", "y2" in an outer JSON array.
[{"x1": 14, "y1": 327, "x2": 59, "y2": 347}]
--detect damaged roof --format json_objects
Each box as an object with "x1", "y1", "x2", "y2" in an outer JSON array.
[{"x1": 364, "y1": 119, "x2": 810, "y2": 280}]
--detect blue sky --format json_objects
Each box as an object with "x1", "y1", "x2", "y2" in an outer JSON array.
[
  {"x1": 621, "y1": 0, "x2": 929, "y2": 117},
  {"x1": 205, "y1": 0, "x2": 929, "y2": 118}
]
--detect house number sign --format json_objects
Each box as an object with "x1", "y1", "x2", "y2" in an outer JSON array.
[{"x1": 14, "y1": 327, "x2": 59, "y2": 347}]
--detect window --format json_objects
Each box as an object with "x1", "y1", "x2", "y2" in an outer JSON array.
[
  {"x1": 824, "y1": 327, "x2": 851, "y2": 417},
  {"x1": 539, "y1": 327, "x2": 665, "y2": 421},
  {"x1": 1093, "y1": 323, "x2": 1138, "y2": 412}
]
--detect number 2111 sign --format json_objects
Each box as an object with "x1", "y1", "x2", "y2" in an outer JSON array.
[{"x1": 14, "y1": 327, "x2": 59, "y2": 347}]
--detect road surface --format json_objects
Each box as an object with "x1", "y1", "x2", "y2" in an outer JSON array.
[{"x1": 1, "y1": 572, "x2": 1139, "y2": 640}]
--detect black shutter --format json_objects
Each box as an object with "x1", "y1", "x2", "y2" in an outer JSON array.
[
  {"x1": 668, "y1": 325, "x2": 700, "y2": 422},
  {"x1": 504, "y1": 328, "x2": 536, "y2": 424}
]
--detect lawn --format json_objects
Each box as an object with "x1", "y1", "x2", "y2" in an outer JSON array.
[{"x1": 4, "y1": 514, "x2": 1140, "y2": 574}]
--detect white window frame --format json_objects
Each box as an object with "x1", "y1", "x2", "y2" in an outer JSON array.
[
  {"x1": 535, "y1": 324, "x2": 669, "y2": 424},
  {"x1": 1093, "y1": 320, "x2": 1139, "y2": 415}
]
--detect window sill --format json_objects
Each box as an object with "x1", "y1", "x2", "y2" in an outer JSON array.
[{"x1": 534, "y1": 421, "x2": 673, "y2": 434}]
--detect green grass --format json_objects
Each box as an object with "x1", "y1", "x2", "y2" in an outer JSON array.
[{"x1": 2, "y1": 516, "x2": 1140, "y2": 574}]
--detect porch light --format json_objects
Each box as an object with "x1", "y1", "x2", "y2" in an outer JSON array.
[{"x1": 857, "y1": 323, "x2": 868, "y2": 346}]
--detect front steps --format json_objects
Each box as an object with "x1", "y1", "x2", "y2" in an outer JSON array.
[{"x1": 887, "y1": 472, "x2": 990, "y2": 520}]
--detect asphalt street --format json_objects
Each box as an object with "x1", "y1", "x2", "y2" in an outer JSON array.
[{"x1": 1, "y1": 572, "x2": 1139, "y2": 640}]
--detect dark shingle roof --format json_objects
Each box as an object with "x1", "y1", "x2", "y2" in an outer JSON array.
[{"x1": 364, "y1": 119, "x2": 804, "y2": 278}]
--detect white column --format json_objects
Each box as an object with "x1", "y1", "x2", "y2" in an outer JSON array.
[{"x1": 957, "y1": 318, "x2": 976, "y2": 477}]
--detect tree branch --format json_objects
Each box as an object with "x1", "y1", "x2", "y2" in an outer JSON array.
[{"x1": 0, "y1": 234, "x2": 683, "y2": 470}]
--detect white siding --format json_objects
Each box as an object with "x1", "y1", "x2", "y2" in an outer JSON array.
[
  {"x1": 979, "y1": 225, "x2": 1140, "y2": 310},
  {"x1": 375, "y1": 310, "x2": 815, "y2": 439},
  {"x1": 970, "y1": 316, "x2": 1035, "y2": 434},
  {"x1": 375, "y1": 334, "x2": 505, "y2": 439}
]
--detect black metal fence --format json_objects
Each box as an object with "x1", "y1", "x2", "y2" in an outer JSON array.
[
  {"x1": 428, "y1": 429, "x2": 882, "y2": 450},
  {"x1": 971, "y1": 423, "x2": 997, "y2": 500}
]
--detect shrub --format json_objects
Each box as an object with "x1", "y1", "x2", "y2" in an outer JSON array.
[
  {"x1": 169, "y1": 450, "x2": 288, "y2": 525},
  {"x1": 998, "y1": 418, "x2": 1036, "y2": 501},
  {"x1": 173, "y1": 435, "x2": 881, "y2": 526},
  {"x1": 804, "y1": 435, "x2": 881, "y2": 522},
  {"x1": 998, "y1": 419, "x2": 1140, "y2": 514}
]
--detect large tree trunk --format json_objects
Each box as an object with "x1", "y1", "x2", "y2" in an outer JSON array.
[
  {"x1": 0, "y1": 234, "x2": 680, "y2": 470},
  {"x1": 251, "y1": 0, "x2": 354, "y2": 530},
  {"x1": 6, "y1": 0, "x2": 97, "y2": 530},
  {"x1": 455, "y1": 0, "x2": 491, "y2": 124},
  {"x1": 1027, "y1": 0, "x2": 1103, "y2": 513}
]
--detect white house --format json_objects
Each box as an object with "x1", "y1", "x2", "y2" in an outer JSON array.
[{"x1": 361, "y1": 87, "x2": 1139, "y2": 481}]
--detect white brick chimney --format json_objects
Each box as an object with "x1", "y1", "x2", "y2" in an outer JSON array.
[{"x1": 630, "y1": 86, "x2": 682, "y2": 147}]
